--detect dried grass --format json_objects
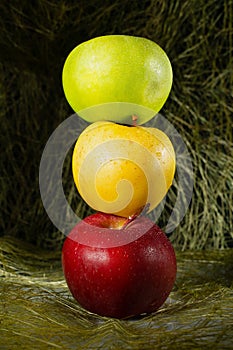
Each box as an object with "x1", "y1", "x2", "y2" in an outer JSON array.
[
  {"x1": 1, "y1": 0, "x2": 232, "y2": 250},
  {"x1": 1, "y1": 236, "x2": 233, "y2": 349}
]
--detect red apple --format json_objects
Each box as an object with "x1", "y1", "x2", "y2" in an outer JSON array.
[{"x1": 62, "y1": 212, "x2": 176, "y2": 319}]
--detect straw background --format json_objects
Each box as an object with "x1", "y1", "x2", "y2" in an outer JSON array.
[{"x1": 0, "y1": 0, "x2": 232, "y2": 349}]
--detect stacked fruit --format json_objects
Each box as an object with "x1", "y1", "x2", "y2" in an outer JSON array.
[{"x1": 61, "y1": 35, "x2": 177, "y2": 319}]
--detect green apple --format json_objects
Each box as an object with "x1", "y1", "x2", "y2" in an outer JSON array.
[
  {"x1": 62, "y1": 35, "x2": 173, "y2": 125},
  {"x1": 72, "y1": 121, "x2": 176, "y2": 218}
]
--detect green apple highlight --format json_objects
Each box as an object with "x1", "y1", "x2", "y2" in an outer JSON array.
[{"x1": 62, "y1": 35, "x2": 173, "y2": 124}]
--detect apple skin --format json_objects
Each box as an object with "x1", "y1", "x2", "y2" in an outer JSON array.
[
  {"x1": 62, "y1": 35, "x2": 173, "y2": 124},
  {"x1": 72, "y1": 121, "x2": 176, "y2": 218},
  {"x1": 62, "y1": 212, "x2": 177, "y2": 319}
]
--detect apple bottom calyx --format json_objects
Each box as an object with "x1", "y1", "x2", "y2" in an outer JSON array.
[{"x1": 62, "y1": 212, "x2": 176, "y2": 319}]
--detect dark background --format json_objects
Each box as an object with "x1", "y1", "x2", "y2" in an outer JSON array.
[{"x1": 0, "y1": 0, "x2": 232, "y2": 250}]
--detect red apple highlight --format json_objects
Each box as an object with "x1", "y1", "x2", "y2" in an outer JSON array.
[{"x1": 62, "y1": 212, "x2": 176, "y2": 319}]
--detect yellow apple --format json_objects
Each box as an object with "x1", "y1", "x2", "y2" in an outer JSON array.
[
  {"x1": 62, "y1": 35, "x2": 173, "y2": 125},
  {"x1": 72, "y1": 121, "x2": 176, "y2": 218}
]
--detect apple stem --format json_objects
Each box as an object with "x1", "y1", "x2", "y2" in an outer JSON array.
[
  {"x1": 132, "y1": 115, "x2": 138, "y2": 126},
  {"x1": 122, "y1": 203, "x2": 150, "y2": 229},
  {"x1": 122, "y1": 214, "x2": 138, "y2": 229}
]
